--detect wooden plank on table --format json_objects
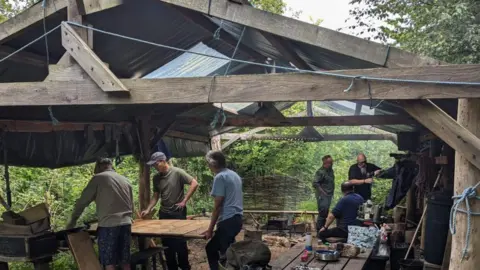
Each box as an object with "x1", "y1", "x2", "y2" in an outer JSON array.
[
  {"x1": 356, "y1": 248, "x2": 372, "y2": 260},
  {"x1": 307, "y1": 258, "x2": 327, "y2": 269},
  {"x1": 67, "y1": 232, "x2": 102, "y2": 270},
  {"x1": 183, "y1": 227, "x2": 209, "y2": 239},
  {"x1": 132, "y1": 220, "x2": 210, "y2": 238},
  {"x1": 323, "y1": 257, "x2": 350, "y2": 270},
  {"x1": 342, "y1": 249, "x2": 372, "y2": 270},
  {"x1": 285, "y1": 251, "x2": 315, "y2": 269},
  {"x1": 270, "y1": 244, "x2": 304, "y2": 270},
  {"x1": 343, "y1": 258, "x2": 368, "y2": 270}
]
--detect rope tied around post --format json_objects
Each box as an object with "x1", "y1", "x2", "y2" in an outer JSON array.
[{"x1": 449, "y1": 181, "x2": 480, "y2": 260}]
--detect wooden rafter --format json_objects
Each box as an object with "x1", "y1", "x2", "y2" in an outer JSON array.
[
  {"x1": 0, "y1": 119, "x2": 130, "y2": 133},
  {"x1": 0, "y1": 0, "x2": 67, "y2": 44},
  {"x1": 176, "y1": 115, "x2": 416, "y2": 127},
  {"x1": 402, "y1": 100, "x2": 480, "y2": 171},
  {"x1": 2, "y1": 64, "x2": 480, "y2": 106},
  {"x1": 159, "y1": 0, "x2": 440, "y2": 67},
  {"x1": 220, "y1": 133, "x2": 398, "y2": 144},
  {"x1": 164, "y1": 130, "x2": 209, "y2": 143},
  {"x1": 61, "y1": 23, "x2": 128, "y2": 92}
]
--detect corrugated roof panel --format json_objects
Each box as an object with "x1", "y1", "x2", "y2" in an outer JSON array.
[{"x1": 143, "y1": 42, "x2": 229, "y2": 79}]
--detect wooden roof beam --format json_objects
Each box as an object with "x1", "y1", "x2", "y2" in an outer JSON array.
[
  {"x1": 159, "y1": 0, "x2": 441, "y2": 67},
  {"x1": 221, "y1": 133, "x2": 398, "y2": 144},
  {"x1": 61, "y1": 22, "x2": 128, "y2": 92},
  {"x1": 176, "y1": 115, "x2": 416, "y2": 127},
  {"x1": 1, "y1": 64, "x2": 479, "y2": 105},
  {"x1": 402, "y1": 99, "x2": 480, "y2": 171},
  {"x1": 0, "y1": 0, "x2": 67, "y2": 44}
]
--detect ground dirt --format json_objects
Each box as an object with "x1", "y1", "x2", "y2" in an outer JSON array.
[{"x1": 187, "y1": 227, "x2": 306, "y2": 269}]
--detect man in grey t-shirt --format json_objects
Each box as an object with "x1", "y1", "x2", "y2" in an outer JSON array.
[{"x1": 203, "y1": 151, "x2": 243, "y2": 270}]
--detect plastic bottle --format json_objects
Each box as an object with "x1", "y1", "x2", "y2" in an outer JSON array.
[{"x1": 305, "y1": 233, "x2": 313, "y2": 254}]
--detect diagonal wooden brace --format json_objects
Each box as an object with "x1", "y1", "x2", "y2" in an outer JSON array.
[
  {"x1": 401, "y1": 99, "x2": 480, "y2": 171},
  {"x1": 61, "y1": 22, "x2": 128, "y2": 92}
]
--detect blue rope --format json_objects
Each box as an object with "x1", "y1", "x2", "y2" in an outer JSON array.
[
  {"x1": 449, "y1": 181, "x2": 480, "y2": 260},
  {"x1": 48, "y1": 106, "x2": 60, "y2": 125}
]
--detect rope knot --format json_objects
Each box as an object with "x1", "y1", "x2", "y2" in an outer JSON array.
[
  {"x1": 449, "y1": 181, "x2": 480, "y2": 260},
  {"x1": 464, "y1": 186, "x2": 477, "y2": 198},
  {"x1": 343, "y1": 76, "x2": 365, "y2": 93}
]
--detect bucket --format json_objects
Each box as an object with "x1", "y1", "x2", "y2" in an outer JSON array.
[
  {"x1": 390, "y1": 243, "x2": 413, "y2": 270},
  {"x1": 399, "y1": 259, "x2": 423, "y2": 270},
  {"x1": 425, "y1": 191, "x2": 453, "y2": 265}
]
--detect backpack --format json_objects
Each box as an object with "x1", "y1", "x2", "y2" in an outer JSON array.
[{"x1": 225, "y1": 240, "x2": 272, "y2": 270}]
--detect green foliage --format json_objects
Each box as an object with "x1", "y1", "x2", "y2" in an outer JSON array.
[
  {"x1": 249, "y1": 0, "x2": 287, "y2": 14},
  {"x1": 347, "y1": 0, "x2": 480, "y2": 64},
  {"x1": 0, "y1": 0, "x2": 36, "y2": 22}
]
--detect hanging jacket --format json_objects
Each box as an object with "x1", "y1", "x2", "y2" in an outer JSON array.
[{"x1": 378, "y1": 159, "x2": 419, "y2": 209}]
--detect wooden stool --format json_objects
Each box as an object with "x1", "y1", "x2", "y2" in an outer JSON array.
[
  {"x1": 325, "y1": 237, "x2": 347, "y2": 243},
  {"x1": 130, "y1": 247, "x2": 167, "y2": 270}
]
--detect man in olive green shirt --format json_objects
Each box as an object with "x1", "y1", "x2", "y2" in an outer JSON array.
[
  {"x1": 313, "y1": 155, "x2": 335, "y2": 234},
  {"x1": 67, "y1": 158, "x2": 133, "y2": 270},
  {"x1": 141, "y1": 152, "x2": 199, "y2": 270}
]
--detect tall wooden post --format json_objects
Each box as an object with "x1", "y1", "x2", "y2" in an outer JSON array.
[
  {"x1": 450, "y1": 99, "x2": 480, "y2": 269},
  {"x1": 138, "y1": 118, "x2": 151, "y2": 211}
]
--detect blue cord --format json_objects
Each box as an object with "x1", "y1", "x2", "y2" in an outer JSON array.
[
  {"x1": 449, "y1": 181, "x2": 480, "y2": 260},
  {"x1": 48, "y1": 106, "x2": 60, "y2": 125}
]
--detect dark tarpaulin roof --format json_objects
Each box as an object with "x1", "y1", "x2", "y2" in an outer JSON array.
[{"x1": 0, "y1": 0, "x2": 428, "y2": 167}]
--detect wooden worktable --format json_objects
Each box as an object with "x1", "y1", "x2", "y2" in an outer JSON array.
[
  {"x1": 244, "y1": 210, "x2": 318, "y2": 215},
  {"x1": 87, "y1": 219, "x2": 210, "y2": 239},
  {"x1": 270, "y1": 244, "x2": 372, "y2": 270}
]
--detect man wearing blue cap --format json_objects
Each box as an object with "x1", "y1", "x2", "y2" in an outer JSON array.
[{"x1": 141, "y1": 152, "x2": 199, "y2": 270}]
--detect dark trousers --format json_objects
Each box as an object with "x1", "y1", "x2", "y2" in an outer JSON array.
[
  {"x1": 317, "y1": 227, "x2": 348, "y2": 242},
  {"x1": 316, "y1": 195, "x2": 332, "y2": 233},
  {"x1": 159, "y1": 208, "x2": 190, "y2": 270},
  {"x1": 206, "y1": 214, "x2": 243, "y2": 270}
]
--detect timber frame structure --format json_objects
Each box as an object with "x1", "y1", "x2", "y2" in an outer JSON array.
[{"x1": 0, "y1": 0, "x2": 479, "y2": 269}]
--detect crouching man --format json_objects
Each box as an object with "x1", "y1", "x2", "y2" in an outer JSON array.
[
  {"x1": 203, "y1": 151, "x2": 243, "y2": 270},
  {"x1": 67, "y1": 158, "x2": 134, "y2": 270},
  {"x1": 318, "y1": 182, "x2": 364, "y2": 243}
]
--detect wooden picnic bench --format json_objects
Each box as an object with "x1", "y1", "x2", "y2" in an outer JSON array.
[{"x1": 270, "y1": 244, "x2": 372, "y2": 270}]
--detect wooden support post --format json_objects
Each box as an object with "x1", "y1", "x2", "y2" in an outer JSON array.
[
  {"x1": 137, "y1": 117, "x2": 152, "y2": 270},
  {"x1": 65, "y1": 0, "x2": 88, "y2": 67},
  {"x1": 450, "y1": 99, "x2": 480, "y2": 269},
  {"x1": 405, "y1": 184, "x2": 416, "y2": 228},
  {"x1": 138, "y1": 118, "x2": 152, "y2": 211},
  {"x1": 421, "y1": 197, "x2": 427, "y2": 250}
]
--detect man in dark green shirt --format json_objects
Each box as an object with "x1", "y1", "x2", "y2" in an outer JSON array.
[
  {"x1": 141, "y1": 152, "x2": 199, "y2": 270},
  {"x1": 313, "y1": 155, "x2": 335, "y2": 234}
]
